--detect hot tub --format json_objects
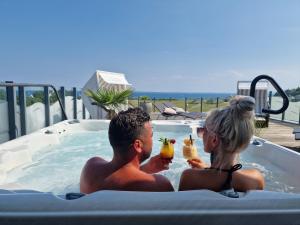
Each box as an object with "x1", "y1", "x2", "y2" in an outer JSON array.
[{"x1": 0, "y1": 119, "x2": 300, "y2": 225}]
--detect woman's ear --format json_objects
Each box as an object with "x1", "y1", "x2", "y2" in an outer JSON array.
[
  {"x1": 133, "y1": 139, "x2": 143, "y2": 153},
  {"x1": 211, "y1": 134, "x2": 219, "y2": 148}
]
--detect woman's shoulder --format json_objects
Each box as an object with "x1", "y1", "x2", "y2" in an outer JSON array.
[
  {"x1": 181, "y1": 168, "x2": 210, "y2": 179},
  {"x1": 179, "y1": 168, "x2": 212, "y2": 191},
  {"x1": 234, "y1": 169, "x2": 265, "y2": 190}
]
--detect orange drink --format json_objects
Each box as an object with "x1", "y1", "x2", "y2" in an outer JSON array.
[
  {"x1": 182, "y1": 135, "x2": 198, "y2": 160},
  {"x1": 159, "y1": 138, "x2": 175, "y2": 160}
]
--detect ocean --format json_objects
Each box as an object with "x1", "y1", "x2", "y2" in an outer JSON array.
[
  {"x1": 132, "y1": 91, "x2": 233, "y2": 99},
  {"x1": 15, "y1": 89, "x2": 233, "y2": 100}
]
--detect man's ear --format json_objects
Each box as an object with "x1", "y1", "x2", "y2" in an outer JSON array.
[{"x1": 133, "y1": 139, "x2": 143, "y2": 153}]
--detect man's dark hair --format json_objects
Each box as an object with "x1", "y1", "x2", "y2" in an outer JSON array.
[{"x1": 108, "y1": 107, "x2": 150, "y2": 154}]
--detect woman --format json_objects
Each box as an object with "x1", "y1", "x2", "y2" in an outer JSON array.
[{"x1": 179, "y1": 96, "x2": 264, "y2": 192}]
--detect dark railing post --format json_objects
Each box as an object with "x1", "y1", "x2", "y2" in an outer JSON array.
[
  {"x1": 200, "y1": 97, "x2": 203, "y2": 113},
  {"x1": 6, "y1": 81, "x2": 16, "y2": 140},
  {"x1": 60, "y1": 86, "x2": 65, "y2": 110},
  {"x1": 19, "y1": 86, "x2": 27, "y2": 136},
  {"x1": 44, "y1": 86, "x2": 50, "y2": 127},
  {"x1": 268, "y1": 91, "x2": 272, "y2": 109},
  {"x1": 82, "y1": 104, "x2": 86, "y2": 119},
  {"x1": 137, "y1": 96, "x2": 140, "y2": 107},
  {"x1": 51, "y1": 85, "x2": 67, "y2": 121},
  {"x1": 153, "y1": 97, "x2": 156, "y2": 112},
  {"x1": 216, "y1": 97, "x2": 219, "y2": 108},
  {"x1": 73, "y1": 87, "x2": 77, "y2": 119},
  {"x1": 281, "y1": 112, "x2": 285, "y2": 121},
  {"x1": 60, "y1": 86, "x2": 65, "y2": 119},
  {"x1": 184, "y1": 97, "x2": 187, "y2": 112}
]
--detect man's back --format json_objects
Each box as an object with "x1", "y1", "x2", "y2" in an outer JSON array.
[{"x1": 80, "y1": 157, "x2": 174, "y2": 194}]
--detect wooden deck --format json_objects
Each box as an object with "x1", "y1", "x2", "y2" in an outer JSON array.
[
  {"x1": 255, "y1": 119, "x2": 300, "y2": 151},
  {"x1": 151, "y1": 112, "x2": 300, "y2": 151}
]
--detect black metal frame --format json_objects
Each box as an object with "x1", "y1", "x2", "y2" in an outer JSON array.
[
  {"x1": 73, "y1": 87, "x2": 77, "y2": 119},
  {"x1": 250, "y1": 75, "x2": 289, "y2": 115}
]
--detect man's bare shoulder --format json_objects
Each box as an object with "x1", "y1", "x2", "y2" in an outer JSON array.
[
  {"x1": 80, "y1": 157, "x2": 109, "y2": 193},
  {"x1": 81, "y1": 156, "x2": 111, "y2": 179},
  {"x1": 86, "y1": 156, "x2": 108, "y2": 166},
  {"x1": 82, "y1": 157, "x2": 108, "y2": 174}
]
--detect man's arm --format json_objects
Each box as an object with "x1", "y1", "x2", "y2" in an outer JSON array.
[{"x1": 140, "y1": 154, "x2": 172, "y2": 174}]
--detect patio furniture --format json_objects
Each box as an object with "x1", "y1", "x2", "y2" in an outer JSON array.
[
  {"x1": 153, "y1": 102, "x2": 205, "y2": 120},
  {"x1": 293, "y1": 128, "x2": 300, "y2": 140},
  {"x1": 153, "y1": 103, "x2": 183, "y2": 119},
  {"x1": 163, "y1": 102, "x2": 206, "y2": 119},
  {"x1": 82, "y1": 70, "x2": 132, "y2": 119},
  {"x1": 237, "y1": 80, "x2": 269, "y2": 127}
]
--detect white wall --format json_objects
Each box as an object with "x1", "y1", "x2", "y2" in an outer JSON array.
[
  {"x1": 0, "y1": 101, "x2": 9, "y2": 143},
  {"x1": 0, "y1": 98, "x2": 89, "y2": 144}
]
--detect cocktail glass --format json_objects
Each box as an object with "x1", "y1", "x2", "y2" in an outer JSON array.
[
  {"x1": 182, "y1": 136, "x2": 198, "y2": 160},
  {"x1": 160, "y1": 139, "x2": 175, "y2": 160}
]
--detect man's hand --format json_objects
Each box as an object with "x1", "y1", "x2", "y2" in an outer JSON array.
[
  {"x1": 187, "y1": 157, "x2": 207, "y2": 169},
  {"x1": 140, "y1": 154, "x2": 172, "y2": 174}
]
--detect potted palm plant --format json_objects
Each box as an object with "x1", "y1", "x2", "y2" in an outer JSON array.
[
  {"x1": 139, "y1": 96, "x2": 152, "y2": 114},
  {"x1": 85, "y1": 88, "x2": 133, "y2": 119}
]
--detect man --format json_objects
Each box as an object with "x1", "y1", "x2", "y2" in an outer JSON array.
[{"x1": 80, "y1": 107, "x2": 174, "y2": 193}]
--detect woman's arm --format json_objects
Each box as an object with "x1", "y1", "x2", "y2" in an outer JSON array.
[{"x1": 187, "y1": 157, "x2": 208, "y2": 169}]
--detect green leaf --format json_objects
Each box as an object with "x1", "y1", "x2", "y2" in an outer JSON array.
[{"x1": 85, "y1": 88, "x2": 133, "y2": 110}]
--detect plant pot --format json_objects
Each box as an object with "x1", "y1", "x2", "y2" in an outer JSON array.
[{"x1": 140, "y1": 102, "x2": 152, "y2": 114}]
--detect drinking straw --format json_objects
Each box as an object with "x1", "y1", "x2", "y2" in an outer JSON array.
[{"x1": 189, "y1": 134, "x2": 193, "y2": 145}]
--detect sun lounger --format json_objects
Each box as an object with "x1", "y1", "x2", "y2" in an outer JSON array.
[
  {"x1": 154, "y1": 102, "x2": 205, "y2": 120},
  {"x1": 153, "y1": 103, "x2": 183, "y2": 119},
  {"x1": 162, "y1": 102, "x2": 206, "y2": 119}
]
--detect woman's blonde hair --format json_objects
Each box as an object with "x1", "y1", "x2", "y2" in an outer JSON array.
[{"x1": 205, "y1": 95, "x2": 255, "y2": 168}]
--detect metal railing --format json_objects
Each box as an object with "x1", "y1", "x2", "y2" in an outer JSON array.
[
  {"x1": 0, "y1": 82, "x2": 89, "y2": 142},
  {"x1": 129, "y1": 96, "x2": 229, "y2": 113},
  {"x1": 269, "y1": 94, "x2": 300, "y2": 124},
  {"x1": 250, "y1": 75, "x2": 299, "y2": 125}
]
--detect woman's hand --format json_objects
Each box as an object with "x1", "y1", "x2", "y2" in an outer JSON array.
[
  {"x1": 187, "y1": 157, "x2": 207, "y2": 169},
  {"x1": 140, "y1": 154, "x2": 172, "y2": 174}
]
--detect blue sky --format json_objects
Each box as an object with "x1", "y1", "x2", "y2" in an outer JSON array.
[{"x1": 0, "y1": 0, "x2": 300, "y2": 92}]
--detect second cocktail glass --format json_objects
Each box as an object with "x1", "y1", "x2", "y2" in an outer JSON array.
[{"x1": 182, "y1": 135, "x2": 198, "y2": 160}]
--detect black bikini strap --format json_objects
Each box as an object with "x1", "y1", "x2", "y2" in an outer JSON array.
[
  {"x1": 208, "y1": 163, "x2": 242, "y2": 173},
  {"x1": 222, "y1": 164, "x2": 242, "y2": 190},
  {"x1": 205, "y1": 164, "x2": 242, "y2": 190},
  {"x1": 230, "y1": 163, "x2": 242, "y2": 172}
]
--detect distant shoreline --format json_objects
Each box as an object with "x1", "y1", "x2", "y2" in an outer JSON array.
[{"x1": 132, "y1": 91, "x2": 234, "y2": 99}]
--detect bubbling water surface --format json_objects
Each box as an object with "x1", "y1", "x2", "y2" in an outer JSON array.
[{"x1": 6, "y1": 131, "x2": 298, "y2": 194}]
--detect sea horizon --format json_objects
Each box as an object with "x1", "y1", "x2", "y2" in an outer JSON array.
[{"x1": 132, "y1": 91, "x2": 234, "y2": 99}]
